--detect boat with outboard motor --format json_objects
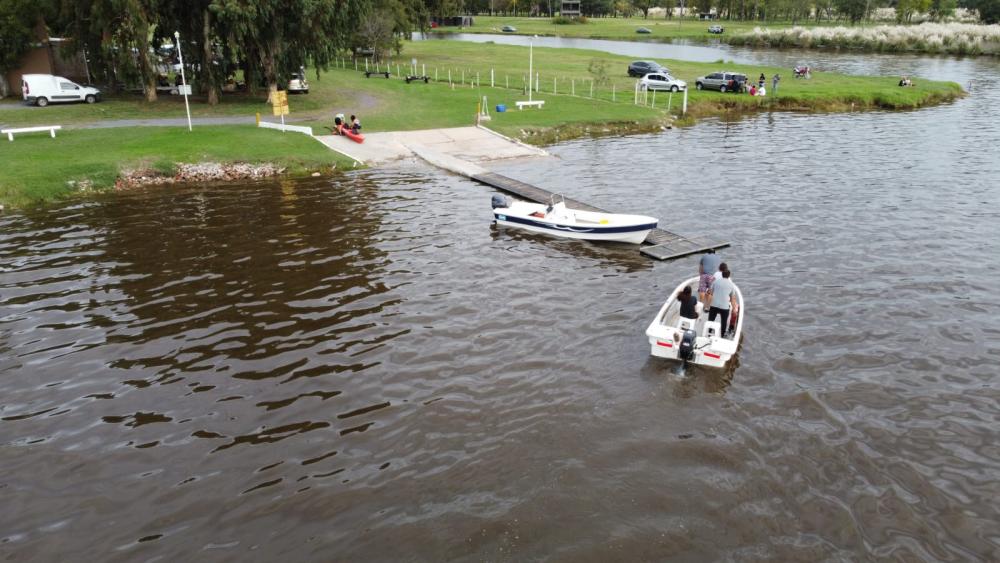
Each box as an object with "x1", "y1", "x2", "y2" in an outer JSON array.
[
  {"x1": 491, "y1": 194, "x2": 658, "y2": 244},
  {"x1": 645, "y1": 276, "x2": 744, "y2": 368}
]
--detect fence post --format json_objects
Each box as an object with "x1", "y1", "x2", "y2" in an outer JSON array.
[
  {"x1": 612, "y1": 84, "x2": 616, "y2": 102},
  {"x1": 462, "y1": 69, "x2": 465, "y2": 85},
  {"x1": 365, "y1": 59, "x2": 368, "y2": 72},
  {"x1": 668, "y1": 91, "x2": 673, "y2": 112},
  {"x1": 491, "y1": 68, "x2": 495, "y2": 87},
  {"x1": 506, "y1": 75, "x2": 509, "y2": 89},
  {"x1": 449, "y1": 69, "x2": 452, "y2": 84},
  {"x1": 682, "y1": 87, "x2": 688, "y2": 114},
  {"x1": 590, "y1": 80, "x2": 594, "y2": 98},
  {"x1": 652, "y1": 89, "x2": 656, "y2": 108},
  {"x1": 477, "y1": 71, "x2": 480, "y2": 87},
  {"x1": 572, "y1": 79, "x2": 575, "y2": 96},
  {"x1": 553, "y1": 77, "x2": 557, "y2": 94},
  {"x1": 535, "y1": 72, "x2": 539, "y2": 92},
  {"x1": 435, "y1": 68, "x2": 438, "y2": 81},
  {"x1": 423, "y1": 63, "x2": 426, "y2": 76}
]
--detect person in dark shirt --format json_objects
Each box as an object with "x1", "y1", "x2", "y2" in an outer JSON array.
[{"x1": 678, "y1": 285, "x2": 699, "y2": 320}]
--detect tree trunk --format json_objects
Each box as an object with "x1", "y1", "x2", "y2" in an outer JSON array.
[
  {"x1": 202, "y1": 9, "x2": 218, "y2": 106},
  {"x1": 137, "y1": 19, "x2": 158, "y2": 102},
  {"x1": 262, "y1": 43, "x2": 278, "y2": 104}
]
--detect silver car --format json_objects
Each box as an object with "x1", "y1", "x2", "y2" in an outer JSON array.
[
  {"x1": 639, "y1": 72, "x2": 687, "y2": 92},
  {"x1": 694, "y1": 71, "x2": 747, "y2": 93}
]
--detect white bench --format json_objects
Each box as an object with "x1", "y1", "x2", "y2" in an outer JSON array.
[
  {"x1": 515, "y1": 100, "x2": 545, "y2": 110},
  {"x1": 2, "y1": 125, "x2": 62, "y2": 141}
]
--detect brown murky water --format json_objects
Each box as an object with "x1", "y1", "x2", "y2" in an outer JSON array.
[{"x1": 3, "y1": 52, "x2": 1000, "y2": 560}]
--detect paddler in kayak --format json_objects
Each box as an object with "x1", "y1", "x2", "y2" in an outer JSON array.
[{"x1": 350, "y1": 114, "x2": 362, "y2": 135}]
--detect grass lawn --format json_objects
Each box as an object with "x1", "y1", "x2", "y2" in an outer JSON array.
[
  {"x1": 435, "y1": 15, "x2": 837, "y2": 42},
  {"x1": 0, "y1": 126, "x2": 353, "y2": 208},
  {"x1": 0, "y1": 39, "x2": 962, "y2": 208}
]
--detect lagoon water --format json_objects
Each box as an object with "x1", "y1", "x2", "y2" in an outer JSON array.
[{"x1": 2, "y1": 40, "x2": 1000, "y2": 561}]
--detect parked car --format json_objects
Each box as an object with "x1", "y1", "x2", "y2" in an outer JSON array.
[
  {"x1": 288, "y1": 67, "x2": 309, "y2": 94},
  {"x1": 708, "y1": 25, "x2": 724, "y2": 34},
  {"x1": 628, "y1": 60, "x2": 669, "y2": 77},
  {"x1": 636, "y1": 27, "x2": 652, "y2": 34},
  {"x1": 639, "y1": 72, "x2": 687, "y2": 92},
  {"x1": 694, "y1": 71, "x2": 747, "y2": 93},
  {"x1": 21, "y1": 74, "x2": 101, "y2": 106},
  {"x1": 502, "y1": 25, "x2": 517, "y2": 32}
]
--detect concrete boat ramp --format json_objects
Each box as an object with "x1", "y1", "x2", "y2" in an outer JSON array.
[{"x1": 314, "y1": 126, "x2": 728, "y2": 260}]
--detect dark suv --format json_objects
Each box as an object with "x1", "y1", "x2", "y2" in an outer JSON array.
[
  {"x1": 628, "y1": 60, "x2": 669, "y2": 77},
  {"x1": 694, "y1": 71, "x2": 748, "y2": 93}
]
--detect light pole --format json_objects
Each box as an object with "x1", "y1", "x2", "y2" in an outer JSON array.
[
  {"x1": 528, "y1": 37, "x2": 533, "y2": 102},
  {"x1": 174, "y1": 31, "x2": 192, "y2": 132}
]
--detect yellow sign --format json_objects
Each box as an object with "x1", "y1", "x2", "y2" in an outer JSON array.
[{"x1": 271, "y1": 90, "x2": 289, "y2": 116}]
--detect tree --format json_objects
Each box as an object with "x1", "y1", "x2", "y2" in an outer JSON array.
[
  {"x1": 632, "y1": 0, "x2": 660, "y2": 17},
  {"x1": 962, "y1": 0, "x2": 1000, "y2": 22},
  {"x1": 0, "y1": 0, "x2": 56, "y2": 75},
  {"x1": 929, "y1": 0, "x2": 957, "y2": 19},
  {"x1": 835, "y1": 0, "x2": 868, "y2": 23}
]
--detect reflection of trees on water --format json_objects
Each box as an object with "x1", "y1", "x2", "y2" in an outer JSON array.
[{"x1": 96, "y1": 175, "x2": 391, "y2": 385}]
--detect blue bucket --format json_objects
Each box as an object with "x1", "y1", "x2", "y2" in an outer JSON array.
[{"x1": 495, "y1": 104, "x2": 506, "y2": 113}]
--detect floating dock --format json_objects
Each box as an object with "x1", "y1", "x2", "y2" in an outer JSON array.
[{"x1": 309, "y1": 124, "x2": 728, "y2": 261}]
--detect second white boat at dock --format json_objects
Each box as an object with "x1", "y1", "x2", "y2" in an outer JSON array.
[{"x1": 491, "y1": 195, "x2": 658, "y2": 245}]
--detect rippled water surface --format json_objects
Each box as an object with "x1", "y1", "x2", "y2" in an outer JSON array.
[{"x1": 2, "y1": 49, "x2": 1000, "y2": 561}]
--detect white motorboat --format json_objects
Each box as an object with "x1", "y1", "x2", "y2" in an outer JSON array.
[
  {"x1": 491, "y1": 194, "x2": 658, "y2": 245},
  {"x1": 645, "y1": 276, "x2": 744, "y2": 368}
]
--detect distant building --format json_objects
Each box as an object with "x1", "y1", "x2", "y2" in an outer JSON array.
[
  {"x1": 431, "y1": 16, "x2": 474, "y2": 27},
  {"x1": 2, "y1": 37, "x2": 89, "y2": 98},
  {"x1": 561, "y1": 0, "x2": 581, "y2": 17}
]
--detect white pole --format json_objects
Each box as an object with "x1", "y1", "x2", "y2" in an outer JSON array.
[
  {"x1": 174, "y1": 31, "x2": 192, "y2": 132},
  {"x1": 613, "y1": 84, "x2": 616, "y2": 102},
  {"x1": 535, "y1": 72, "x2": 539, "y2": 93},
  {"x1": 506, "y1": 75, "x2": 509, "y2": 89},
  {"x1": 590, "y1": 80, "x2": 593, "y2": 98},
  {"x1": 668, "y1": 91, "x2": 673, "y2": 111},
  {"x1": 423, "y1": 63, "x2": 426, "y2": 76},
  {"x1": 634, "y1": 81, "x2": 639, "y2": 105},
  {"x1": 448, "y1": 69, "x2": 452, "y2": 84},
  {"x1": 682, "y1": 87, "x2": 688, "y2": 114},
  {"x1": 652, "y1": 89, "x2": 656, "y2": 108},
  {"x1": 572, "y1": 79, "x2": 575, "y2": 96},
  {"x1": 528, "y1": 39, "x2": 533, "y2": 102},
  {"x1": 553, "y1": 77, "x2": 556, "y2": 94},
  {"x1": 491, "y1": 68, "x2": 495, "y2": 87},
  {"x1": 365, "y1": 59, "x2": 368, "y2": 71}
]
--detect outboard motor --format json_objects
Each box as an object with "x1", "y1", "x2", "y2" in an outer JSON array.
[
  {"x1": 491, "y1": 194, "x2": 510, "y2": 209},
  {"x1": 678, "y1": 328, "x2": 697, "y2": 361}
]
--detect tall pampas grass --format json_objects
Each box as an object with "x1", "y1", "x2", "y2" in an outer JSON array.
[{"x1": 732, "y1": 23, "x2": 1000, "y2": 56}]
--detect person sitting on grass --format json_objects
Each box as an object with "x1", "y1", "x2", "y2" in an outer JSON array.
[{"x1": 749, "y1": 84, "x2": 757, "y2": 96}]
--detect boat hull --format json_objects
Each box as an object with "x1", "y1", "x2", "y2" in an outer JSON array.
[
  {"x1": 645, "y1": 276, "x2": 744, "y2": 369},
  {"x1": 493, "y1": 202, "x2": 657, "y2": 245}
]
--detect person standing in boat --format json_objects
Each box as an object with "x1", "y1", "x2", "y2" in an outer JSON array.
[
  {"x1": 698, "y1": 251, "x2": 721, "y2": 305},
  {"x1": 706, "y1": 269, "x2": 737, "y2": 337},
  {"x1": 678, "y1": 286, "x2": 699, "y2": 320}
]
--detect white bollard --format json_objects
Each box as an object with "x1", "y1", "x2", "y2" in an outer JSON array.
[
  {"x1": 682, "y1": 87, "x2": 688, "y2": 114},
  {"x1": 535, "y1": 72, "x2": 539, "y2": 92},
  {"x1": 613, "y1": 84, "x2": 616, "y2": 102},
  {"x1": 553, "y1": 77, "x2": 557, "y2": 94},
  {"x1": 652, "y1": 89, "x2": 656, "y2": 108},
  {"x1": 449, "y1": 69, "x2": 452, "y2": 84},
  {"x1": 491, "y1": 68, "x2": 495, "y2": 87},
  {"x1": 365, "y1": 59, "x2": 368, "y2": 71},
  {"x1": 462, "y1": 69, "x2": 465, "y2": 85},
  {"x1": 572, "y1": 79, "x2": 575, "y2": 96},
  {"x1": 506, "y1": 75, "x2": 509, "y2": 89},
  {"x1": 477, "y1": 71, "x2": 480, "y2": 87}
]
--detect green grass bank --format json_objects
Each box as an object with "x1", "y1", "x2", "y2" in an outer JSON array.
[
  {"x1": 0, "y1": 126, "x2": 353, "y2": 209},
  {"x1": 1, "y1": 40, "x2": 963, "y2": 209}
]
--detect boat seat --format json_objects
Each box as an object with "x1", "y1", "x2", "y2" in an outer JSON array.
[
  {"x1": 703, "y1": 319, "x2": 721, "y2": 339},
  {"x1": 677, "y1": 317, "x2": 696, "y2": 331}
]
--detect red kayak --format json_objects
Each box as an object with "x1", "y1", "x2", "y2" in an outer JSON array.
[{"x1": 338, "y1": 124, "x2": 365, "y2": 144}]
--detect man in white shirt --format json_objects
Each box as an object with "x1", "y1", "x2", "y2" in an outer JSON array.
[{"x1": 706, "y1": 269, "x2": 737, "y2": 336}]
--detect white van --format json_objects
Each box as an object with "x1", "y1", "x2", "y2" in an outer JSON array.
[{"x1": 22, "y1": 74, "x2": 102, "y2": 107}]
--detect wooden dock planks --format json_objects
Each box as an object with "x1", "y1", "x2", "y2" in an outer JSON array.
[{"x1": 471, "y1": 172, "x2": 729, "y2": 261}]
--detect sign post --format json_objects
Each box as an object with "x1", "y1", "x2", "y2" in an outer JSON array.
[
  {"x1": 174, "y1": 31, "x2": 192, "y2": 131},
  {"x1": 271, "y1": 90, "x2": 289, "y2": 131}
]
